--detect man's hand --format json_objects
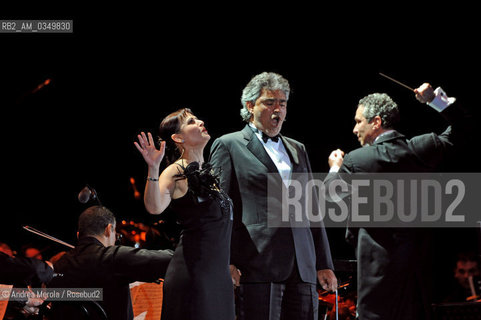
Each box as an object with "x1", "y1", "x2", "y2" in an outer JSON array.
[
  {"x1": 414, "y1": 83, "x2": 435, "y2": 104},
  {"x1": 23, "y1": 291, "x2": 45, "y2": 316},
  {"x1": 230, "y1": 264, "x2": 241, "y2": 287},
  {"x1": 328, "y1": 149, "x2": 344, "y2": 169},
  {"x1": 317, "y1": 269, "x2": 338, "y2": 292}
]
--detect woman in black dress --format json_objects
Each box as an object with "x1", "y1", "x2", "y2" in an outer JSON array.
[{"x1": 134, "y1": 108, "x2": 235, "y2": 320}]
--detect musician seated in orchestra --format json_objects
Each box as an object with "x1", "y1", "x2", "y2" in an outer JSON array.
[
  {"x1": 0, "y1": 241, "x2": 54, "y2": 286},
  {"x1": 443, "y1": 252, "x2": 480, "y2": 303},
  {"x1": 1, "y1": 241, "x2": 54, "y2": 318},
  {"x1": 47, "y1": 205, "x2": 173, "y2": 320}
]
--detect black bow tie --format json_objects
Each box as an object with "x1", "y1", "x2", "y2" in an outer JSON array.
[{"x1": 262, "y1": 132, "x2": 279, "y2": 143}]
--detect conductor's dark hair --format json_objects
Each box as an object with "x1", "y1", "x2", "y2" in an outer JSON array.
[
  {"x1": 78, "y1": 206, "x2": 116, "y2": 238},
  {"x1": 158, "y1": 108, "x2": 192, "y2": 165}
]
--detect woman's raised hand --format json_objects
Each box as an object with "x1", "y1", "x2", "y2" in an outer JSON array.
[{"x1": 134, "y1": 132, "x2": 166, "y2": 168}]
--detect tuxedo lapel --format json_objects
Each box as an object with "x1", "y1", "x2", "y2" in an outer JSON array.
[
  {"x1": 242, "y1": 125, "x2": 279, "y2": 173},
  {"x1": 280, "y1": 136, "x2": 301, "y2": 172}
]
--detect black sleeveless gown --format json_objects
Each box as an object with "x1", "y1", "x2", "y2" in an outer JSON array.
[{"x1": 161, "y1": 162, "x2": 235, "y2": 320}]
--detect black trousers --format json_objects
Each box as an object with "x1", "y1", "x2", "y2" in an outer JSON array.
[{"x1": 237, "y1": 264, "x2": 318, "y2": 320}]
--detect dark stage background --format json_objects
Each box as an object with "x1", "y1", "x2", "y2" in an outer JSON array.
[{"x1": 1, "y1": 9, "x2": 480, "y2": 303}]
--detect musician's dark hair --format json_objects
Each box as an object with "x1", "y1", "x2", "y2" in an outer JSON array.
[
  {"x1": 78, "y1": 205, "x2": 116, "y2": 238},
  {"x1": 158, "y1": 108, "x2": 192, "y2": 165},
  {"x1": 455, "y1": 251, "x2": 480, "y2": 265}
]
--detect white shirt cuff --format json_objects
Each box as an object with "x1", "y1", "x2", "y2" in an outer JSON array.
[
  {"x1": 428, "y1": 87, "x2": 456, "y2": 112},
  {"x1": 329, "y1": 165, "x2": 340, "y2": 173}
]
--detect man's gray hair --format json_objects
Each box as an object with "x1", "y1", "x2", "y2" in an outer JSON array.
[
  {"x1": 240, "y1": 72, "x2": 290, "y2": 122},
  {"x1": 359, "y1": 93, "x2": 400, "y2": 129}
]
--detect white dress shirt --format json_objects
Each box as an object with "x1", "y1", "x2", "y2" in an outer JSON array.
[{"x1": 249, "y1": 123, "x2": 292, "y2": 187}]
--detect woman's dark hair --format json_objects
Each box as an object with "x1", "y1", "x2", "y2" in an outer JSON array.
[{"x1": 158, "y1": 108, "x2": 192, "y2": 165}]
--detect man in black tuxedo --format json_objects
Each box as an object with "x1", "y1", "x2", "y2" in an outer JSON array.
[
  {"x1": 48, "y1": 205, "x2": 173, "y2": 320},
  {"x1": 209, "y1": 72, "x2": 337, "y2": 320},
  {"x1": 328, "y1": 82, "x2": 470, "y2": 319}
]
